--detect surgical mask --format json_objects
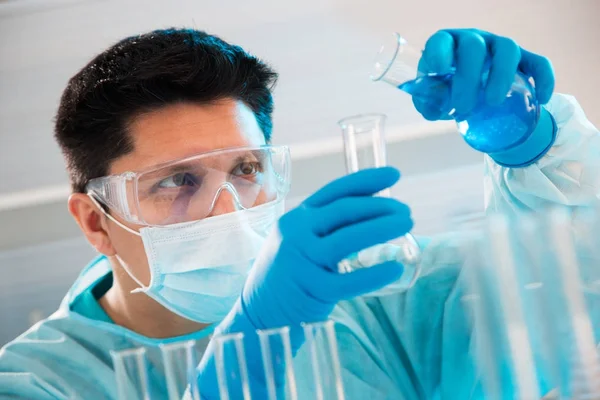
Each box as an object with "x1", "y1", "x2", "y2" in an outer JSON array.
[{"x1": 90, "y1": 195, "x2": 284, "y2": 323}]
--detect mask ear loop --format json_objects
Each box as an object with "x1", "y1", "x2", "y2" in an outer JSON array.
[{"x1": 87, "y1": 192, "x2": 148, "y2": 293}]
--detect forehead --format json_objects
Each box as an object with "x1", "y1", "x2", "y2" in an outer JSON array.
[{"x1": 109, "y1": 99, "x2": 266, "y2": 175}]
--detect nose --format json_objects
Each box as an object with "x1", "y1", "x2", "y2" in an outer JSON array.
[{"x1": 206, "y1": 184, "x2": 243, "y2": 218}]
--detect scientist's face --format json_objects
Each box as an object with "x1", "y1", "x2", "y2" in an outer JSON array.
[{"x1": 72, "y1": 99, "x2": 266, "y2": 287}]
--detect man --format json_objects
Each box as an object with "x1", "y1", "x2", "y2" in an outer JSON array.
[{"x1": 0, "y1": 27, "x2": 598, "y2": 399}]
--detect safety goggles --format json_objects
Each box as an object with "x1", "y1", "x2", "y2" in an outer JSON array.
[{"x1": 86, "y1": 145, "x2": 291, "y2": 226}]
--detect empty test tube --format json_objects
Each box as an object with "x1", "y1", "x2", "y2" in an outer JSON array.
[
  {"x1": 464, "y1": 209, "x2": 600, "y2": 399},
  {"x1": 160, "y1": 340, "x2": 201, "y2": 400},
  {"x1": 462, "y1": 215, "x2": 543, "y2": 399},
  {"x1": 257, "y1": 326, "x2": 298, "y2": 400},
  {"x1": 111, "y1": 347, "x2": 151, "y2": 400},
  {"x1": 214, "y1": 332, "x2": 252, "y2": 400},
  {"x1": 546, "y1": 209, "x2": 600, "y2": 397},
  {"x1": 485, "y1": 215, "x2": 542, "y2": 399},
  {"x1": 302, "y1": 321, "x2": 345, "y2": 400}
]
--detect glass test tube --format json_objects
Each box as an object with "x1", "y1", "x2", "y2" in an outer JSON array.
[
  {"x1": 570, "y1": 208, "x2": 600, "y2": 295},
  {"x1": 483, "y1": 215, "x2": 542, "y2": 399},
  {"x1": 462, "y1": 216, "x2": 543, "y2": 399},
  {"x1": 572, "y1": 208, "x2": 600, "y2": 349},
  {"x1": 546, "y1": 209, "x2": 600, "y2": 397},
  {"x1": 111, "y1": 347, "x2": 152, "y2": 400},
  {"x1": 159, "y1": 340, "x2": 201, "y2": 400},
  {"x1": 214, "y1": 332, "x2": 252, "y2": 400},
  {"x1": 337, "y1": 113, "x2": 421, "y2": 292},
  {"x1": 302, "y1": 321, "x2": 345, "y2": 400},
  {"x1": 257, "y1": 326, "x2": 298, "y2": 400},
  {"x1": 464, "y1": 210, "x2": 600, "y2": 398}
]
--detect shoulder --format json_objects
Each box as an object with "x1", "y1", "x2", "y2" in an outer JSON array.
[{"x1": 0, "y1": 313, "x2": 114, "y2": 399}]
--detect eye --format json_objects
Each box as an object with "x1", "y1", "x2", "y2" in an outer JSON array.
[
  {"x1": 157, "y1": 172, "x2": 198, "y2": 188},
  {"x1": 232, "y1": 161, "x2": 263, "y2": 176}
]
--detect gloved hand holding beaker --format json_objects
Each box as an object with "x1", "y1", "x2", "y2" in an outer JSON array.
[{"x1": 372, "y1": 29, "x2": 558, "y2": 167}]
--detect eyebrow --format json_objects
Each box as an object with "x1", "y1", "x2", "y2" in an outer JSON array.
[
  {"x1": 142, "y1": 163, "x2": 199, "y2": 178},
  {"x1": 144, "y1": 151, "x2": 264, "y2": 177},
  {"x1": 232, "y1": 151, "x2": 263, "y2": 165}
]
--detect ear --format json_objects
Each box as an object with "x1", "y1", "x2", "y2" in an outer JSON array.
[{"x1": 68, "y1": 193, "x2": 117, "y2": 256}]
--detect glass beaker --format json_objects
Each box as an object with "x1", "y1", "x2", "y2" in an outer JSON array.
[
  {"x1": 337, "y1": 113, "x2": 421, "y2": 293},
  {"x1": 371, "y1": 33, "x2": 540, "y2": 154}
]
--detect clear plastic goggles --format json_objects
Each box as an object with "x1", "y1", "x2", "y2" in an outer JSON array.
[{"x1": 86, "y1": 145, "x2": 291, "y2": 226}]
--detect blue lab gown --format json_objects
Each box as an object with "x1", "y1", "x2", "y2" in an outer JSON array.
[{"x1": 1, "y1": 94, "x2": 599, "y2": 399}]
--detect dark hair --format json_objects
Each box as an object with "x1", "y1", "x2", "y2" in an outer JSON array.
[{"x1": 55, "y1": 28, "x2": 278, "y2": 193}]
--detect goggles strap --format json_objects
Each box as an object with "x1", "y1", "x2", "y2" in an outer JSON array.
[
  {"x1": 87, "y1": 193, "x2": 141, "y2": 236},
  {"x1": 87, "y1": 193, "x2": 148, "y2": 292}
]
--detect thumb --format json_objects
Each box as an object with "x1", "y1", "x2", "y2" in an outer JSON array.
[
  {"x1": 413, "y1": 96, "x2": 450, "y2": 121},
  {"x1": 334, "y1": 261, "x2": 405, "y2": 299}
]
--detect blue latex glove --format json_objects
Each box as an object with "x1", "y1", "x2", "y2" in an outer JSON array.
[
  {"x1": 415, "y1": 28, "x2": 555, "y2": 119},
  {"x1": 196, "y1": 167, "x2": 413, "y2": 399},
  {"x1": 414, "y1": 29, "x2": 557, "y2": 167},
  {"x1": 241, "y1": 166, "x2": 413, "y2": 328}
]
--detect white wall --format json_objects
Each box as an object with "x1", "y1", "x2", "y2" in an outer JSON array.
[
  {"x1": 1, "y1": 0, "x2": 599, "y2": 194},
  {"x1": 0, "y1": 0, "x2": 598, "y2": 344}
]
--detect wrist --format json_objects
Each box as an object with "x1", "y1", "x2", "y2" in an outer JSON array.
[
  {"x1": 196, "y1": 300, "x2": 277, "y2": 400},
  {"x1": 489, "y1": 107, "x2": 557, "y2": 168},
  {"x1": 241, "y1": 279, "x2": 335, "y2": 333},
  {"x1": 214, "y1": 298, "x2": 256, "y2": 335}
]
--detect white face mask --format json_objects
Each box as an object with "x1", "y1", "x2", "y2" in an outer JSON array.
[{"x1": 91, "y1": 196, "x2": 284, "y2": 323}]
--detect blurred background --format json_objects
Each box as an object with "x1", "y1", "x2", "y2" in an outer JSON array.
[{"x1": 0, "y1": 0, "x2": 598, "y2": 345}]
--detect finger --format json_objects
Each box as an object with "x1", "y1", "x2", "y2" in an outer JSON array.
[
  {"x1": 451, "y1": 31, "x2": 488, "y2": 115},
  {"x1": 318, "y1": 261, "x2": 405, "y2": 302},
  {"x1": 421, "y1": 30, "x2": 455, "y2": 75},
  {"x1": 413, "y1": 96, "x2": 444, "y2": 121},
  {"x1": 519, "y1": 49, "x2": 555, "y2": 104},
  {"x1": 303, "y1": 167, "x2": 400, "y2": 208},
  {"x1": 277, "y1": 206, "x2": 317, "y2": 240},
  {"x1": 311, "y1": 212, "x2": 414, "y2": 267},
  {"x1": 413, "y1": 30, "x2": 455, "y2": 120},
  {"x1": 411, "y1": 82, "x2": 453, "y2": 121},
  {"x1": 311, "y1": 197, "x2": 411, "y2": 236},
  {"x1": 485, "y1": 36, "x2": 521, "y2": 106}
]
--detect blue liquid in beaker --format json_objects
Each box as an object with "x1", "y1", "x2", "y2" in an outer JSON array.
[{"x1": 399, "y1": 72, "x2": 540, "y2": 153}]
